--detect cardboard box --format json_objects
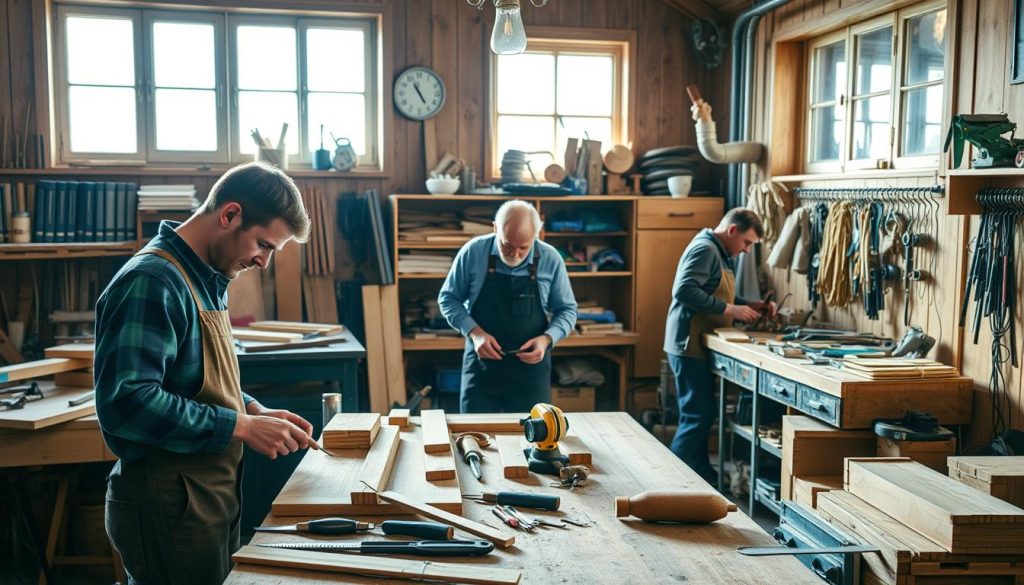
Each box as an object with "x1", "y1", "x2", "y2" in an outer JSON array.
[{"x1": 551, "y1": 386, "x2": 596, "y2": 412}]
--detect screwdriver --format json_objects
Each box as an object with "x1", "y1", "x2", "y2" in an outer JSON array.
[
  {"x1": 463, "y1": 490, "x2": 560, "y2": 511},
  {"x1": 254, "y1": 517, "x2": 454, "y2": 540},
  {"x1": 490, "y1": 506, "x2": 521, "y2": 530}
]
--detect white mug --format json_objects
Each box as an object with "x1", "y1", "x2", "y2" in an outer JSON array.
[{"x1": 668, "y1": 175, "x2": 693, "y2": 198}]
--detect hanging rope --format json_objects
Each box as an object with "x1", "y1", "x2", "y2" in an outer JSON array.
[{"x1": 816, "y1": 200, "x2": 855, "y2": 308}]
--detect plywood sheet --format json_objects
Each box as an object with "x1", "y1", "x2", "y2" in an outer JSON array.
[
  {"x1": 231, "y1": 328, "x2": 301, "y2": 343},
  {"x1": 43, "y1": 343, "x2": 95, "y2": 359},
  {"x1": 0, "y1": 382, "x2": 96, "y2": 430},
  {"x1": 0, "y1": 358, "x2": 90, "y2": 384},
  {"x1": 248, "y1": 321, "x2": 344, "y2": 335},
  {"x1": 272, "y1": 421, "x2": 462, "y2": 516}
]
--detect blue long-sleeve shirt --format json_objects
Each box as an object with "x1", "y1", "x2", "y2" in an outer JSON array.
[{"x1": 438, "y1": 234, "x2": 577, "y2": 344}]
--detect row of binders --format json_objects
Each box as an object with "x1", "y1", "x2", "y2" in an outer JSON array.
[{"x1": 33, "y1": 181, "x2": 140, "y2": 243}]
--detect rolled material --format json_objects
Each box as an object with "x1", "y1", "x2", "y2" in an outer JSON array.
[{"x1": 695, "y1": 119, "x2": 763, "y2": 164}]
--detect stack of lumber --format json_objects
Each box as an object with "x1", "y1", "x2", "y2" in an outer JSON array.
[
  {"x1": 397, "y1": 252, "x2": 455, "y2": 274},
  {"x1": 401, "y1": 293, "x2": 459, "y2": 340},
  {"x1": 299, "y1": 187, "x2": 338, "y2": 323},
  {"x1": 248, "y1": 321, "x2": 344, "y2": 336},
  {"x1": 713, "y1": 328, "x2": 752, "y2": 342},
  {"x1": 576, "y1": 321, "x2": 624, "y2": 335},
  {"x1": 949, "y1": 456, "x2": 1024, "y2": 509},
  {"x1": 322, "y1": 413, "x2": 382, "y2": 449},
  {"x1": 877, "y1": 434, "x2": 957, "y2": 473},
  {"x1": 840, "y1": 357, "x2": 960, "y2": 380},
  {"x1": 781, "y1": 415, "x2": 876, "y2": 502},
  {"x1": 398, "y1": 205, "x2": 492, "y2": 246},
  {"x1": 232, "y1": 321, "x2": 346, "y2": 352}
]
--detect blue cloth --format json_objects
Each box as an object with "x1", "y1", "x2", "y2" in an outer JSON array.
[
  {"x1": 438, "y1": 234, "x2": 577, "y2": 344},
  {"x1": 668, "y1": 353, "x2": 717, "y2": 484}
]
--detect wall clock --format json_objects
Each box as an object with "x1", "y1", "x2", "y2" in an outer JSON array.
[{"x1": 394, "y1": 66, "x2": 446, "y2": 120}]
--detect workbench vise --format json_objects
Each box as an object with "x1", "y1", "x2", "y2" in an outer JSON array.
[{"x1": 944, "y1": 113, "x2": 1024, "y2": 169}]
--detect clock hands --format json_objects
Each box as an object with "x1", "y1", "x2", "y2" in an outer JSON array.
[{"x1": 413, "y1": 81, "x2": 428, "y2": 105}]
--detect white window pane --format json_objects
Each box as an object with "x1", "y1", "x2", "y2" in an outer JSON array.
[
  {"x1": 556, "y1": 117, "x2": 613, "y2": 159},
  {"x1": 238, "y1": 91, "x2": 299, "y2": 154},
  {"x1": 901, "y1": 85, "x2": 943, "y2": 156},
  {"x1": 69, "y1": 86, "x2": 137, "y2": 153},
  {"x1": 237, "y1": 25, "x2": 296, "y2": 91},
  {"x1": 851, "y1": 95, "x2": 891, "y2": 160},
  {"x1": 854, "y1": 26, "x2": 892, "y2": 96},
  {"x1": 155, "y1": 89, "x2": 217, "y2": 151},
  {"x1": 809, "y1": 105, "x2": 843, "y2": 163},
  {"x1": 905, "y1": 10, "x2": 946, "y2": 85},
  {"x1": 307, "y1": 28, "x2": 364, "y2": 92},
  {"x1": 812, "y1": 41, "x2": 845, "y2": 103},
  {"x1": 153, "y1": 22, "x2": 215, "y2": 88},
  {"x1": 308, "y1": 92, "x2": 366, "y2": 156},
  {"x1": 497, "y1": 54, "x2": 554, "y2": 115},
  {"x1": 66, "y1": 16, "x2": 135, "y2": 86},
  {"x1": 557, "y1": 55, "x2": 613, "y2": 116},
  {"x1": 497, "y1": 115, "x2": 555, "y2": 178}
]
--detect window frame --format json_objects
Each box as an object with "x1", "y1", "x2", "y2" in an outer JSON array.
[
  {"x1": 801, "y1": 0, "x2": 947, "y2": 174},
  {"x1": 53, "y1": 3, "x2": 381, "y2": 170},
  {"x1": 487, "y1": 28, "x2": 634, "y2": 181}
]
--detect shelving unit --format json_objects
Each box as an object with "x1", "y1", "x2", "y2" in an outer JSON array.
[
  {"x1": 947, "y1": 167, "x2": 1024, "y2": 214},
  {"x1": 0, "y1": 241, "x2": 139, "y2": 261}
]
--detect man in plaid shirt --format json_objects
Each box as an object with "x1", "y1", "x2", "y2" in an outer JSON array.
[{"x1": 95, "y1": 162, "x2": 318, "y2": 584}]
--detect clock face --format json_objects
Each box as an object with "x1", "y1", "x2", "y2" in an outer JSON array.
[{"x1": 394, "y1": 67, "x2": 445, "y2": 120}]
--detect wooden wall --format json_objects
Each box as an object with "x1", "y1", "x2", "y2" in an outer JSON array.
[
  {"x1": 749, "y1": 0, "x2": 1024, "y2": 443},
  {"x1": 0, "y1": 0, "x2": 725, "y2": 283}
]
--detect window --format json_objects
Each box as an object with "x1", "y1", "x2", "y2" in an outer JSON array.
[
  {"x1": 804, "y1": 1, "x2": 946, "y2": 172},
  {"x1": 55, "y1": 5, "x2": 380, "y2": 169},
  {"x1": 491, "y1": 34, "x2": 631, "y2": 178}
]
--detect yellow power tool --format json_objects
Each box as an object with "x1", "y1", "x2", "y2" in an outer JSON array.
[{"x1": 519, "y1": 403, "x2": 570, "y2": 475}]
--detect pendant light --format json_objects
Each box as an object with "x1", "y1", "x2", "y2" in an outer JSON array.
[{"x1": 467, "y1": 0, "x2": 549, "y2": 55}]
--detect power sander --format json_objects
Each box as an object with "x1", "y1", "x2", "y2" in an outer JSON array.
[{"x1": 519, "y1": 403, "x2": 571, "y2": 475}]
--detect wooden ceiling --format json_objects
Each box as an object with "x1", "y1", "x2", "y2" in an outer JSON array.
[{"x1": 661, "y1": 0, "x2": 753, "y2": 19}]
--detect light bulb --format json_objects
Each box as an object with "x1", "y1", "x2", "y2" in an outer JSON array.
[{"x1": 491, "y1": 0, "x2": 527, "y2": 55}]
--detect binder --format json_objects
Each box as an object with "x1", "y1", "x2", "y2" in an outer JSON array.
[
  {"x1": 125, "y1": 182, "x2": 138, "y2": 240},
  {"x1": 103, "y1": 182, "x2": 116, "y2": 241},
  {"x1": 33, "y1": 181, "x2": 50, "y2": 243},
  {"x1": 54, "y1": 181, "x2": 68, "y2": 242},
  {"x1": 80, "y1": 182, "x2": 96, "y2": 242}
]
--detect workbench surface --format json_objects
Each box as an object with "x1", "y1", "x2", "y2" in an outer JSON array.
[{"x1": 227, "y1": 412, "x2": 820, "y2": 584}]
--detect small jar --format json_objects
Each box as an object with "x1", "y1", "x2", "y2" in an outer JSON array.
[{"x1": 11, "y1": 212, "x2": 30, "y2": 243}]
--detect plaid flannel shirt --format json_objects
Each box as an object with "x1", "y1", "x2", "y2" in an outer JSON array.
[{"x1": 94, "y1": 221, "x2": 254, "y2": 462}]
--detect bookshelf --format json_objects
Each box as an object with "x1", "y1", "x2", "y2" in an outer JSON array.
[{"x1": 0, "y1": 241, "x2": 139, "y2": 261}]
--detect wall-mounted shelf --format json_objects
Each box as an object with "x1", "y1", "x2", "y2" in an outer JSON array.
[
  {"x1": 0, "y1": 167, "x2": 388, "y2": 179},
  {"x1": 947, "y1": 168, "x2": 1024, "y2": 215},
  {"x1": 543, "y1": 231, "x2": 629, "y2": 237},
  {"x1": 568, "y1": 271, "x2": 632, "y2": 278},
  {"x1": 772, "y1": 169, "x2": 939, "y2": 183},
  {"x1": 0, "y1": 241, "x2": 139, "y2": 260}
]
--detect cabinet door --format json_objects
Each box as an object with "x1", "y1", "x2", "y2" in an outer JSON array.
[{"x1": 634, "y1": 229, "x2": 698, "y2": 377}]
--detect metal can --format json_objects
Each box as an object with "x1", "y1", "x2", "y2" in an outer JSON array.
[{"x1": 322, "y1": 392, "x2": 342, "y2": 428}]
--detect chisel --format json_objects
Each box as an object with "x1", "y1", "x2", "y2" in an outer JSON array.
[
  {"x1": 258, "y1": 540, "x2": 494, "y2": 557},
  {"x1": 462, "y1": 490, "x2": 560, "y2": 511},
  {"x1": 254, "y1": 518, "x2": 454, "y2": 540}
]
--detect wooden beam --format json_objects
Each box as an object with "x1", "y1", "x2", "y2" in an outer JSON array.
[
  {"x1": 421, "y1": 409, "x2": 451, "y2": 453},
  {"x1": 323, "y1": 413, "x2": 381, "y2": 449},
  {"x1": 446, "y1": 413, "x2": 524, "y2": 433},
  {"x1": 378, "y1": 285, "x2": 408, "y2": 407},
  {"x1": 496, "y1": 434, "x2": 529, "y2": 479},
  {"x1": 387, "y1": 408, "x2": 410, "y2": 429},
  {"x1": 350, "y1": 425, "x2": 401, "y2": 505},
  {"x1": 361, "y1": 285, "x2": 389, "y2": 414},
  {"x1": 374, "y1": 489, "x2": 516, "y2": 549},
  {"x1": 43, "y1": 343, "x2": 94, "y2": 360},
  {"x1": 424, "y1": 436, "x2": 457, "y2": 482},
  {"x1": 0, "y1": 358, "x2": 89, "y2": 384}
]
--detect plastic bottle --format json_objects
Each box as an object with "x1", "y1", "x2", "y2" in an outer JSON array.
[{"x1": 614, "y1": 490, "x2": 737, "y2": 523}]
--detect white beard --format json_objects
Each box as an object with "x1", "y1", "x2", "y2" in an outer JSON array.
[{"x1": 499, "y1": 251, "x2": 527, "y2": 268}]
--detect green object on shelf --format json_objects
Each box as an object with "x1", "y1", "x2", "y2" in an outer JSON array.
[{"x1": 944, "y1": 113, "x2": 1024, "y2": 169}]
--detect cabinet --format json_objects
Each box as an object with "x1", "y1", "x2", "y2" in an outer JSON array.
[{"x1": 633, "y1": 197, "x2": 724, "y2": 377}]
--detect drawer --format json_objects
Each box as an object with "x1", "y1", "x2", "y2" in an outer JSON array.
[
  {"x1": 636, "y1": 197, "x2": 724, "y2": 230},
  {"x1": 798, "y1": 385, "x2": 841, "y2": 427},
  {"x1": 709, "y1": 352, "x2": 732, "y2": 379},
  {"x1": 759, "y1": 371, "x2": 798, "y2": 406},
  {"x1": 731, "y1": 360, "x2": 757, "y2": 391}
]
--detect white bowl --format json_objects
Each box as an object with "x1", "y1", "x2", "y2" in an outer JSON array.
[
  {"x1": 668, "y1": 175, "x2": 693, "y2": 197},
  {"x1": 426, "y1": 177, "x2": 460, "y2": 195}
]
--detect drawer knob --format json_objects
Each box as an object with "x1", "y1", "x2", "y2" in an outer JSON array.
[
  {"x1": 668, "y1": 211, "x2": 696, "y2": 218},
  {"x1": 806, "y1": 400, "x2": 827, "y2": 412}
]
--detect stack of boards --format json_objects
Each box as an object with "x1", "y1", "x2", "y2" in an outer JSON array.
[
  {"x1": 839, "y1": 357, "x2": 960, "y2": 380},
  {"x1": 636, "y1": 145, "x2": 700, "y2": 195},
  {"x1": 0, "y1": 352, "x2": 96, "y2": 430},
  {"x1": 231, "y1": 321, "x2": 345, "y2": 352}
]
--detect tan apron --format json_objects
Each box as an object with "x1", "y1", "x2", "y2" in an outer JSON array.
[
  {"x1": 681, "y1": 267, "x2": 736, "y2": 360},
  {"x1": 105, "y1": 247, "x2": 245, "y2": 585}
]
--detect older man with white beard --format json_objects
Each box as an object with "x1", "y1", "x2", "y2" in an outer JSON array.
[{"x1": 439, "y1": 200, "x2": 577, "y2": 413}]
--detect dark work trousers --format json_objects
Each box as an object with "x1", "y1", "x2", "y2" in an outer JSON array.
[{"x1": 667, "y1": 353, "x2": 717, "y2": 484}]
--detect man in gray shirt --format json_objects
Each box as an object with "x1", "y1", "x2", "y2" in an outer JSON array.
[{"x1": 663, "y1": 208, "x2": 775, "y2": 484}]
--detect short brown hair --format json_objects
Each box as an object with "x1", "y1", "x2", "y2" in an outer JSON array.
[
  {"x1": 719, "y1": 208, "x2": 764, "y2": 238},
  {"x1": 202, "y1": 162, "x2": 310, "y2": 242}
]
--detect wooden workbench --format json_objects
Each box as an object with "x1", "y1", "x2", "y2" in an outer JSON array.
[{"x1": 227, "y1": 412, "x2": 821, "y2": 584}]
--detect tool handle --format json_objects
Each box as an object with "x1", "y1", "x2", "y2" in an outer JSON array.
[
  {"x1": 380, "y1": 520, "x2": 454, "y2": 540},
  {"x1": 495, "y1": 491, "x2": 560, "y2": 511},
  {"x1": 301, "y1": 517, "x2": 359, "y2": 535},
  {"x1": 686, "y1": 84, "x2": 703, "y2": 105},
  {"x1": 360, "y1": 540, "x2": 494, "y2": 557}
]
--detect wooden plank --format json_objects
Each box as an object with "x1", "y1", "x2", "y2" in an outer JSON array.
[
  {"x1": 430, "y1": 0, "x2": 459, "y2": 165},
  {"x1": 424, "y1": 435, "x2": 457, "y2": 482},
  {"x1": 387, "y1": 408, "x2": 410, "y2": 429},
  {"x1": 227, "y1": 267, "x2": 265, "y2": 321},
  {"x1": 232, "y1": 545, "x2": 522, "y2": 585},
  {"x1": 0, "y1": 382, "x2": 95, "y2": 430},
  {"x1": 273, "y1": 421, "x2": 462, "y2": 516},
  {"x1": 0, "y1": 326, "x2": 24, "y2": 363},
  {"x1": 792, "y1": 475, "x2": 841, "y2": 509},
  {"x1": 375, "y1": 489, "x2": 516, "y2": 549},
  {"x1": 43, "y1": 343, "x2": 94, "y2": 359},
  {"x1": 274, "y1": 240, "x2": 302, "y2": 321},
  {"x1": 350, "y1": 425, "x2": 401, "y2": 505},
  {"x1": 248, "y1": 321, "x2": 344, "y2": 335},
  {"x1": 421, "y1": 409, "x2": 451, "y2": 453},
  {"x1": 781, "y1": 415, "x2": 876, "y2": 500},
  {"x1": 948, "y1": 456, "x2": 1024, "y2": 509},
  {"x1": 561, "y1": 434, "x2": 592, "y2": 466},
  {"x1": 0, "y1": 358, "x2": 89, "y2": 384},
  {"x1": 53, "y1": 371, "x2": 93, "y2": 388},
  {"x1": 361, "y1": 285, "x2": 389, "y2": 414},
  {"x1": 845, "y1": 458, "x2": 1024, "y2": 554},
  {"x1": 231, "y1": 328, "x2": 302, "y2": 343},
  {"x1": 323, "y1": 413, "x2": 380, "y2": 449},
  {"x1": 379, "y1": 284, "x2": 407, "y2": 407},
  {"x1": 495, "y1": 434, "x2": 529, "y2": 479},
  {"x1": 877, "y1": 437, "x2": 956, "y2": 473},
  {"x1": 446, "y1": 413, "x2": 525, "y2": 433},
  {"x1": 0, "y1": 416, "x2": 114, "y2": 468},
  {"x1": 310, "y1": 275, "x2": 338, "y2": 323}
]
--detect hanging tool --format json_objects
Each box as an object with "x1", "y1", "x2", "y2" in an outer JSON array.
[
  {"x1": 254, "y1": 518, "x2": 454, "y2": 540},
  {"x1": 258, "y1": 540, "x2": 494, "y2": 557},
  {"x1": 519, "y1": 403, "x2": 570, "y2": 475},
  {"x1": 901, "y1": 232, "x2": 928, "y2": 326},
  {"x1": 462, "y1": 490, "x2": 560, "y2": 511},
  {"x1": 455, "y1": 432, "x2": 490, "y2": 481},
  {"x1": 0, "y1": 381, "x2": 44, "y2": 410}
]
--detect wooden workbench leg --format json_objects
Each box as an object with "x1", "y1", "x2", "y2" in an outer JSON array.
[
  {"x1": 38, "y1": 474, "x2": 69, "y2": 585},
  {"x1": 717, "y1": 376, "x2": 726, "y2": 494},
  {"x1": 748, "y1": 388, "x2": 759, "y2": 514}
]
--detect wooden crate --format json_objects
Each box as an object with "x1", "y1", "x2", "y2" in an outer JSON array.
[
  {"x1": 949, "y1": 457, "x2": 1024, "y2": 509},
  {"x1": 781, "y1": 415, "x2": 875, "y2": 501},
  {"x1": 818, "y1": 490, "x2": 1024, "y2": 585},
  {"x1": 877, "y1": 437, "x2": 956, "y2": 473}
]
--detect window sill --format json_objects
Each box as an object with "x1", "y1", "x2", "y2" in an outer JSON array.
[
  {"x1": 0, "y1": 166, "x2": 390, "y2": 179},
  {"x1": 771, "y1": 169, "x2": 939, "y2": 182}
]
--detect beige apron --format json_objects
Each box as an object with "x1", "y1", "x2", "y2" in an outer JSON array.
[
  {"x1": 681, "y1": 267, "x2": 736, "y2": 360},
  {"x1": 106, "y1": 247, "x2": 245, "y2": 585}
]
